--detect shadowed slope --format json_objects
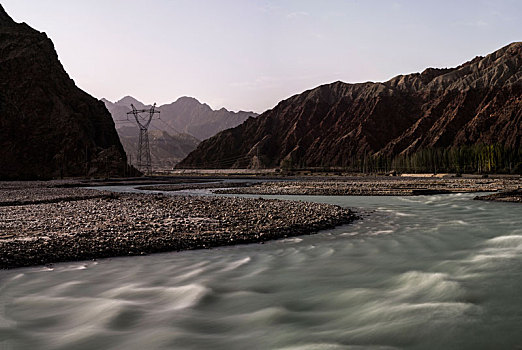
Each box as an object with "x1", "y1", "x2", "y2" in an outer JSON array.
[
  {"x1": 179, "y1": 42, "x2": 521, "y2": 170},
  {"x1": 0, "y1": 5, "x2": 126, "y2": 179}
]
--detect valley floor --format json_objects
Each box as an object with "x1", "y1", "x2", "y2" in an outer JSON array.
[
  {"x1": 1, "y1": 174, "x2": 519, "y2": 268},
  {"x1": 215, "y1": 175, "x2": 521, "y2": 196},
  {"x1": 0, "y1": 181, "x2": 354, "y2": 269}
]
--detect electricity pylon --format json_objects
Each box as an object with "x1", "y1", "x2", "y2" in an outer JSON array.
[{"x1": 127, "y1": 103, "x2": 160, "y2": 175}]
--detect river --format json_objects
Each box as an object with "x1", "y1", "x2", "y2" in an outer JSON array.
[{"x1": 1, "y1": 191, "x2": 521, "y2": 349}]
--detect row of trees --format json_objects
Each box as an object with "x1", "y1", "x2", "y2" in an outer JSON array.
[
  {"x1": 282, "y1": 144, "x2": 522, "y2": 174},
  {"x1": 389, "y1": 144, "x2": 521, "y2": 174}
]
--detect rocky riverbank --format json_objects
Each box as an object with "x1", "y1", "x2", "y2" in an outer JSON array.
[
  {"x1": 2, "y1": 176, "x2": 520, "y2": 268},
  {"x1": 0, "y1": 181, "x2": 115, "y2": 206},
  {"x1": 215, "y1": 177, "x2": 521, "y2": 196},
  {"x1": 0, "y1": 185, "x2": 356, "y2": 269},
  {"x1": 474, "y1": 188, "x2": 522, "y2": 203},
  {"x1": 135, "y1": 181, "x2": 253, "y2": 192}
]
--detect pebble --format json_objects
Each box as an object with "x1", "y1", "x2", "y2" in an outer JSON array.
[
  {"x1": 216, "y1": 177, "x2": 521, "y2": 196},
  {"x1": 0, "y1": 186, "x2": 356, "y2": 269}
]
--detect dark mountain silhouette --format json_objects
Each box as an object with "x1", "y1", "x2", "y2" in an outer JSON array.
[
  {"x1": 178, "y1": 42, "x2": 521, "y2": 172},
  {"x1": 0, "y1": 5, "x2": 127, "y2": 179},
  {"x1": 103, "y1": 96, "x2": 257, "y2": 168}
]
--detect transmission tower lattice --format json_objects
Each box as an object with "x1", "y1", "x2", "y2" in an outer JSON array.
[{"x1": 127, "y1": 103, "x2": 160, "y2": 175}]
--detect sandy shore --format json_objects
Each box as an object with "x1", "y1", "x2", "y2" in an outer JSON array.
[{"x1": 0, "y1": 184, "x2": 355, "y2": 269}]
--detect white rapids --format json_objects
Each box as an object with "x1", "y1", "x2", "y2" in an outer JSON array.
[{"x1": 1, "y1": 192, "x2": 521, "y2": 349}]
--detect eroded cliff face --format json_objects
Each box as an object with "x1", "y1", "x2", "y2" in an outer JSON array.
[
  {"x1": 0, "y1": 6, "x2": 126, "y2": 179},
  {"x1": 178, "y1": 42, "x2": 521, "y2": 169}
]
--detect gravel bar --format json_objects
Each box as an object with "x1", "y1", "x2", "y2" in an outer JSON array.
[
  {"x1": 135, "y1": 182, "x2": 253, "y2": 192},
  {"x1": 215, "y1": 178, "x2": 521, "y2": 196},
  {"x1": 0, "y1": 183, "x2": 115, "y2": 206},
  {"x1": 0, "y1": 192, "x2": 356, "y2": 269}
]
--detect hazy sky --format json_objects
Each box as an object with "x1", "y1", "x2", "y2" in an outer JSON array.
[{"x1": 2, "y1": 0, "x2": 521, "y2": 112}]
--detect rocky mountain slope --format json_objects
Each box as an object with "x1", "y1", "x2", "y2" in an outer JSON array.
[
  {"x1": 104, "y1": 96, "x2": 258, "y2": 141},
  {"x1": 0, "y1": 5, "x2": 127, "y2": 179},
  {"x1": 178, "y1": 42, "x2": 521, "y2": 171},
  {"x1": 103, "y1": 96, "x2": 257, "y2": 168}
]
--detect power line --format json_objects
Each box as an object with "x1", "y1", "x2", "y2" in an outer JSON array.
[
  {"x1": 156, "y1": 118, "x2": 183, "y2": 136},
  {"x1": 126, "y1": 103, "x2": 160, "y2": 175}
]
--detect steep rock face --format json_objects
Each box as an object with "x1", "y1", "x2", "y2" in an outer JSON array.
[
  {"x1": 179, "y1": 42, "x2": 521, "y2": 169},
  {"x1": 0, "y1": 6, "x2": 126, "y2": 179}
]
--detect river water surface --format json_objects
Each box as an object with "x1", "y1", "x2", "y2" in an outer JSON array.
[{"x1": 1, "y1": 192, "x2": 521, "y2": 349}]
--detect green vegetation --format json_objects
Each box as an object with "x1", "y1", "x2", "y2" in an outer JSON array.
[
  {"x1": 389, "y1": 144, "x2": 521, "y2": 174},
  {"x1": 281, "y1": 144, "x2": 522, "y2": 175}
]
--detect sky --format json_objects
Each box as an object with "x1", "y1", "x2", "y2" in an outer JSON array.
[{"x1": 2, "y1": 0, "x2": 521, "y2": 113}]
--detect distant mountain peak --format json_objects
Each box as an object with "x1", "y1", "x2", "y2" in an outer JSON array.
[
  {"x1": 104, "y1": 94, "x2": 259, "y2": 167},
  {"x1": 176, "y1": 96, "x2": 200, "y2": 104},
  {"x1": 173, "y1": 96, "x2": 210, "y2": 110},
  {"x1": 115, "y1": 95, "x2": 145, "y2": 106}
]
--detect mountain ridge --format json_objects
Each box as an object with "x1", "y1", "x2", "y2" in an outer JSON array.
[
  {"x1": 178, "y1": 42, "x2": 521, "y2": 171},
  {"x1": 103, "y1": 95, "x2": 258, "y2": 168},
  {"x1": 104, "y1": 95, "x2": 258, "y2": 140}
]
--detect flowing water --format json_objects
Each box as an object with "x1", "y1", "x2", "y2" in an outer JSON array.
[{"x1": 1, "y1": 192, "x2": 521, "y2": 349}]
